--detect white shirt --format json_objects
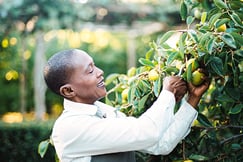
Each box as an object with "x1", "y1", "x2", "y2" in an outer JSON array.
[{"x1": 51, "y1": 90, "x2": 197, "y2": 162}]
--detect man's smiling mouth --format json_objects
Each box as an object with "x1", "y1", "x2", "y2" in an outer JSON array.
[{"x1": 97, "y1": 79, "x2": 105, "y2": 88}]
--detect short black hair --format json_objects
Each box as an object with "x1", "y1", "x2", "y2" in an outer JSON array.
[{"x1": 43, "y1": 49, "x2": 78, "y2": 96}]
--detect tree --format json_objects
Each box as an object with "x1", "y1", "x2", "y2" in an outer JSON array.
[
  {"x1": 105, "y1": 0, "x2": 243, "y2": 161},
  {"x1": 39, "y1": 0, "x2": 242, "y2": 160}
]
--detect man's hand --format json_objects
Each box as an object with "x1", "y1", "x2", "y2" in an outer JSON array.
[
  {"x1": 187, "y1": 76, "x2": 210, "y2": 108},
  {"x1": 163, "y1": 76, "x2": 187, "y2": 103}
]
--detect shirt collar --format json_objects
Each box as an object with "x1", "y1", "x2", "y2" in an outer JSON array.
[{"x1": 63, "y1": 99, "x2": 99, "y2": 116}]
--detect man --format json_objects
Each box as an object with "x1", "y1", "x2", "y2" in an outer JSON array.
[{"x1": 43, "y1": 49, "x2": 209, "y2": 162}]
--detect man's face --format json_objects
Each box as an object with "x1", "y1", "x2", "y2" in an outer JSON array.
[{"x1": 68, "y1": 51, "x2": 107, "y2": 104}]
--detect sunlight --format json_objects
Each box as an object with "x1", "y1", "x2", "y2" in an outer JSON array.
[
  {"x1": 80, "y1": 29, "x2": 94, "y2": 43},
  {"x1": 5, "y1": 70, "x2": 19, "y2": 81},
  {"x1": 10, "y1": 37, "x2": 17, "y2": 46},
  {"x1": 67, "y1": 30, "x2": 82, "y2": 48},
  {"x1": 2, "y1": 112, "x2": 23, "y2": 123},
  {"x1": 94, "y1": 29, "x2": 110, "y2": 48},
  {"x1": 23, "y1": 50, "x2": 31, "y2": 60},
  {"x1": 1, "y1": 38, "x2": 8, "y2": 48}
]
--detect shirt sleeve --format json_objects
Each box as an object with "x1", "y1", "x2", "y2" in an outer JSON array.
[
  {"x1": 141, "y1": 98, "x2": 198, "y2": 155},
  {"x1": 139, "y1": 90, "x2": 176, "y2": 137}
]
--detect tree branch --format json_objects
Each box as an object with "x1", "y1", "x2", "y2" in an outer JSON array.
[{"x1": 220, "y1": 134, "x2": 243, "y2": 145}]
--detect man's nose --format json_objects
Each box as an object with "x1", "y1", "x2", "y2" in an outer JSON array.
[{"x1": 96, "y1": 67, "x2": 104, "y2": 77}]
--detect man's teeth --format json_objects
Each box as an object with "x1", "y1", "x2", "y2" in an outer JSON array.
[{"x1": 98, "y1": 81, "x2": 104, "y2": 87}]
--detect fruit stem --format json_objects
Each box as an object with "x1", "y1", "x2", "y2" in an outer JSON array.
[{"x1": 177, "y1": 64, "x2": 186, "y2": 76}]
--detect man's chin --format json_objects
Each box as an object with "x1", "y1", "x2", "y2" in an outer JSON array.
[{"x1": 98, "y1": 89, "x2": 107, "y2": 99}]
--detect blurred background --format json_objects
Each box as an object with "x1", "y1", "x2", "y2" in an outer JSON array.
[
  {"x1": 0, "y1": 0, "x2": 187, "y2": 161},
  {"x1": 0, "y1": 0, "x2": 184, "y2": 121}
]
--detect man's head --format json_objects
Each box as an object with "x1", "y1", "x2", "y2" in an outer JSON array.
[{"x1": 44, "y1": 49, "x2": 107, "y2": 104}]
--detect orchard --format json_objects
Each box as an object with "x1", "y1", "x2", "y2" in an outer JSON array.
[{"x1": 105, "y1": 0, "x2": 243, "y2": 161}]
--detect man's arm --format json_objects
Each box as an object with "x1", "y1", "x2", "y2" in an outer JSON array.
[
  {"x1": 140, "y1": 98, "x2": 197, "y2": 155},
  {"x1": 141, "y1": 77, "x2": 210, "y2": 155}
]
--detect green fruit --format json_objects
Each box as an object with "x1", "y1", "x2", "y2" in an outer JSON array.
[
  {"x1": 121, "y1": 88, "x2": 129, "y2": 101},
  {"x1": 192, "y1": 70, "x2": 205, "y2": 86},
  {"x1": 194, "y1": 9, "x2": 201, "y2": 19},
  {"x1": 217, "y1": 24, "x2": 227, "y2": 32},
  {"x1": 148, "y1": 69, "x2": 159, "y2": 81},
  {"x1": 186, "y1": 58, "x2": 199, "y2": 72}
]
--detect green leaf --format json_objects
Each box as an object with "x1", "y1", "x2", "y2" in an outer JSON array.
[
  {"x1": 206, "y1": 37, "x2": 216, "y2": 54},
  {"x1": 105, "y1": 96, "x2": 113, "y2": 106},
  {"x1": 161, "y1": 43, "x2": 172, "y2": 49},
  {"x1": 139, "y1": 80, "x2": 151, "y2": 92},
  {"x1": 214, "y1": 18, "x2": 230, "y2": 28},
  {"x1": 198, "y1": 25, "x2": 211, "y2": 33},
  {"x1": 159, "y1": 31, "x2": 176, "y2": 45},
  {"x1": 153, "y1": 77, "x2": 162, "y2": 97},
  {"x1": 233, "y1": 70, "x2": 239, "y2": 87},
  {"x1": 230, "y1": 12, "x2": 243, "y2": 27},
  {"x1": 128, "y1": 87, "x2": 136, "y2": 103},
  {"x1": 180, "y1": 1, "x2": 187, "y2": 21},
  {"x1": 197, "y1": 113, "x2": 212, "y2": 127},
  {"x1": 144, "y1": 80, "x2": 152, "y2": 89},
  {"x1": 138, "y1": 93, "x2": 150, "y2": 112},
  {"x1": 231, "y1": 32, "x2": 243, "y2": 47},
  {"x1": 138, "y1": 58, "x2": 155, "y2": 68},
  {"x1": 188, "y1": 29, "x2": 199, "y2": 43},
  {"x1": 137, "y1": 80, "x2": 150, "y2": 95},
  {"x1": 231, "y1": 143, "x2": 241, "y2": 150},
  {"x1": 178, "y1": 32, "x2": 187, "y2": 59},
  {"x1": 208, "y1": 56, "x2": 224, "y2": 76},
  {"x1": 221, "y1": 33, "x2": 237, "y2": 49},
  {"x1": 240, "y1": 73, "x2": 243, "y2": 81},
  {"x1": 186, "y1": 63, "x2": 192, "y2": 82},
  {"x1": 164, "y1": 66, "x2": 179, "y2": 75},
  {"x1": 150, "y1": 41, "x2": 158, "y2": 49},
  {"x1": 135, "y1": 86, "x2": 142, "y2": 97},
  {"x1": 38, "y1": 139, "x2": 50, "y2": 158},
  {"x1": 213, "y1": 0, "x2": 228, "y2": 9},
  {"x1": 186, "y1": 16, "x2": 195, "y2": 25},
  {"x1": 229, "y1": 104, "x2": 243, "y2": 114},
  {"x1": 145, "y1": 48, "x2": 154, "y2": 60},
  {"x1": 225, "y1": 87, "x2": 240, "y2": 101},
  {"x1": 199, "y1": 32, "x2": 212, "y2": 48},
  {"x1": 235, "y1": 49, "x2": 243, "y2": 58},
  {"x1": 201, "y1": 12, "x2": 207, "y2": 24},
  {"x1": 189, "y1": 154, "x2": 210, "y2": 161},
  {"x1": 208, "y1": 13, "x2": 222, "y2": 28},
  {"x1": 105, "y1": 73, "x2": 119, "y2": 85},
  {"x1": 215, "y1": 94, "x2": 235, "y2": 102},
  {"x1": 166, "y1": 51, "x2": 181, "y2": 64},
  {"x1": 223, "y1": 52, "x2": 229, "y2": 72}
]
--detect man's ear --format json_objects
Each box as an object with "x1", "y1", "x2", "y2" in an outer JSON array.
[{"x1": 60, "y1": 84, "x2": 75, "y2": 98}]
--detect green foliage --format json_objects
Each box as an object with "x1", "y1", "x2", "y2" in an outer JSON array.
[
  {"x1": 106, "y1": 0, "x2": 243, "y2": 161},
  {"x1": 38, "y1": 139, "x2": 52, "y2": 158},
  {"x1": 0, "y1": 121, "x2": 56, "y2": 162}
]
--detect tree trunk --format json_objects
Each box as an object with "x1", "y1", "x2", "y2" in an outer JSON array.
[
  {"x1": 126, "y1": 31, "x2": 137, "y2": 69},
  {"x1": 20, "y1": 37, "x2": 27, "y2": 114},
  {"x1": 34, "y1": 31, "x2": 47, "y2": 120}
]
